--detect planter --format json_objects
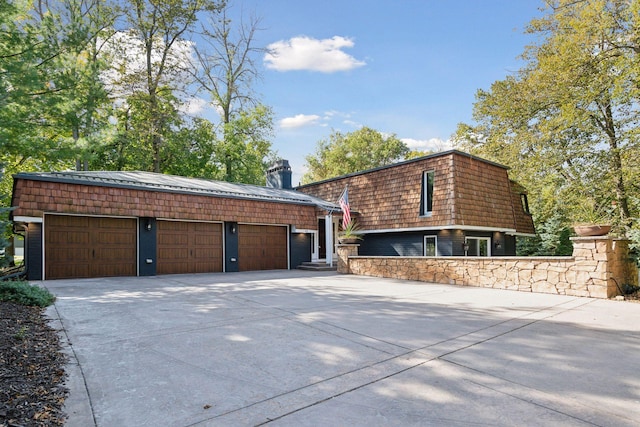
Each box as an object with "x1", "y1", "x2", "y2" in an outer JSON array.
[
  {"x1": 573, "y1": 224, "x2": 611, "y2": 237},
  {"x1": 338, "y1": 237, "x2": 360, "y2": 244}
]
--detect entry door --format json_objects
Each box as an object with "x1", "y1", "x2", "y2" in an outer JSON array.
[
  {"x1": 316, "y1": 217, "x2": 339, "y2": 261},
  {"x1": 318, "y1": 218, "x2": 326, "y2": 259}
]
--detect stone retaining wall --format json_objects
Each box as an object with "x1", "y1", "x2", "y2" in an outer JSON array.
[{"x1": 337, "y1": 237, "x2": 638, "y2": 299}]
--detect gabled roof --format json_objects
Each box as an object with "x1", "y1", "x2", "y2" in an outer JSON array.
[{"x1": 13, "y1": 171, "x2": 340, "y2": 211}]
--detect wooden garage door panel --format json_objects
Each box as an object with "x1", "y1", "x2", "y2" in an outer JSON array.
[
  {"x1": 45, "y1": 215, "x2": 137, "y2": 280},
  {"x1": 157, "y1": 221, "x2": 223, "y2": 275},
  {"x1": 238, "y1": 225, "x2": 287, "y2": 272}
]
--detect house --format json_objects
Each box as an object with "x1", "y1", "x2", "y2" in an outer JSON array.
[
  {"x1": 10, "y1": 151, "x2": 534, "y2": 281},
  {"x1": 296, "y1": 150, "x2": 535, "y2": 259}
]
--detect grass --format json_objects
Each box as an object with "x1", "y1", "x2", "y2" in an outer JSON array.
[{"x1": 0, "y1": 280, "x2": 56, "y2": 307}]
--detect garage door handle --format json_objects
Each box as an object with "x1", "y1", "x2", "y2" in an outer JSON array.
[{"x1": 92, "y1": 249, "x2": 95, "y2": 258}]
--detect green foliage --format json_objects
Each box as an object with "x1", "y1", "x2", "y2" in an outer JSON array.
[
  {"x1": 0, "y1": 281, "x2": 56, "y2": 307},
  {"x1": 215, "y1": 105, "x2": 275, "y2": 184},
  {"x1": 339, "y1": 219, "x2": 363, "y2": 240},
  {"x1": 456, "y1": 0, "x2": 639, "y2": 243},
  {"x1": 517, "y1": 213, "x2": 573, "y2": 256},
  {"x1": 303, "y1": 127, "x2": 409, "y2": 183}
]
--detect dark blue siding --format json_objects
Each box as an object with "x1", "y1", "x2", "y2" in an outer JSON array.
[
  {"x1": 139, "y1": 217, "x2": 156, "y2": 276},
  {"x1": 359, "y1": 233, "x2": 423, "y2": 256},
  {"x1": 26, "y1": 223, "x2": 42, "y2": 280},
  {"x1": 225, "y1": 222, "x2": 239, "y2": 272},
  {"x1": 290, "y1": 233, "x2": 312, "y2": 268}
]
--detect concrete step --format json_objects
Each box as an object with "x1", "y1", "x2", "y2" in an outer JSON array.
[{"x1": 297, "y1": 261, "x2": 337, "y2": 271}]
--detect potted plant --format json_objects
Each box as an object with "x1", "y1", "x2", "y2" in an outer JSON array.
[
  {"x1": 338, "y1": 219, "x2": 363, "y2": 244},
  {"x1": 572, "y1": 200, "x2": 612, "y2": 237}
]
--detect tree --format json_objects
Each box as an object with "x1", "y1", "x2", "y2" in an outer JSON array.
[
  {"x1": 302, "y1": 127, "x2": 409, "y2": 183},
  {"x1": 190, "y1": 3, "x2": 275, "y2": 183},
  {"x1": 114, "y1": 0, "x2": 225, "y2": 173},
  {"x1": 33, "y1": 0, "x2": 117, "y2": 171},
  {"x1": 212, "y1": 104, "x2": 275, "y2": 184},
  {"x1": 455, "y1": 0, "x2": 640, "y2": 239},
  {"x1": 192, "y1": 4, "x2": 264, "y2": 125}
]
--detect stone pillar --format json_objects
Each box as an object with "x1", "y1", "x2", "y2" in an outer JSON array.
[
  {"x1": 570, "y1": 236, "x2": 638, "y2": 298},
  {"x1": 336, "y1": 244, "x2": 359, "y2": 274}
]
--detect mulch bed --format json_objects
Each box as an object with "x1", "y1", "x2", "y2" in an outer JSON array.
[{"x1": 0, "y1": 301, "x2": 67, "y2": 427}]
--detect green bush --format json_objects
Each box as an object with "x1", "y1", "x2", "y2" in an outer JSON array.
[{"x1": 0, "y1": 281, "x2": 56, "y2": 307}]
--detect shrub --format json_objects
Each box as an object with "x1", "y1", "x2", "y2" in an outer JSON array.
[{"x1": 0, "y1": 281, "x2": 56, "y2": 307}]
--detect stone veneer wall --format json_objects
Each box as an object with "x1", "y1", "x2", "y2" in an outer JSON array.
[{"x1": 338, "y1": 237, "x2": 638, "y2": 299}]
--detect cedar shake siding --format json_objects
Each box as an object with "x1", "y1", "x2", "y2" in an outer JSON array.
[
  {"x1": 12, "y1": 175, "x2": 317, "y2": 230},
  {"x1": 297, "y1": 150, "x2": 535, "y2": 235}
]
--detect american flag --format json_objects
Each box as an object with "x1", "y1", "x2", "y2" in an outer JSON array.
[{"x1": 338, "y1": 186, "x2": 351, "y2": 226}]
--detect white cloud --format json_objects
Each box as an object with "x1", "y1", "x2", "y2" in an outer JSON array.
[
  {"x1": 179, "y1": 97, "x2": 208, "y2": 116},
  {"x1": 343, "y1": 119, "x2": 361, "y2": 128},
  {"x1": 402, "y1": 137, "x2": 453, "y2": 152},
  {"x1": 264, "y1": 36, "x2": 366, "y2": 73},
  {"x1": 280, "y1": 114, "x2": 321, "y2": 128}
]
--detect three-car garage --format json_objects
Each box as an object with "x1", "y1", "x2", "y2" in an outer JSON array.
[
  {"x1": 11, "y1": 169, "x2": 326, "y2": 281},
  {"x1": 42, "y1": 215, "x2": 292, "y2": 280}
]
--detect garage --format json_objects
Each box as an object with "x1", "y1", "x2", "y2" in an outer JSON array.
[
  {"x1": 45, "y1": 215, "x2": 137, "y2": 280},
  {"x1": 156, "y1": 220, "x2": 223, "y2": 275},
  {"x1": 238, "y1": 224, "x2": 288, "y2": 271}
]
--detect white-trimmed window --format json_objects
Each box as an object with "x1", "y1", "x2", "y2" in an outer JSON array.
[
  {"x1": 424, "y1": 235, "x2": 437, "y2": 256},
  {"x1": 464, "y1": 237, "x2": 491, "y2": 256},
  {"x1": 421, "y1": 170, "x2": 434, "y2": 216},
  {"x1": 520, "y1": 193, "x2": 530, "y2": 214}
]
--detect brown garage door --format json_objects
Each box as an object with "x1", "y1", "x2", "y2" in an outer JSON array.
[
  {"x1": 238, "y1": 224, "x2": 288, "y2": 271},
  {"x1": 157, "y1": 221, "x2": 223, "y2": 275},
  {"x1": 45, "y1": 215, "x2": 137, "y2": 280}
]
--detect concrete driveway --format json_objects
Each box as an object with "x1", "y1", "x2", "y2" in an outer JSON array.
[{"x1": 42, "y1": 270, "x2": 640, "y2": 427}]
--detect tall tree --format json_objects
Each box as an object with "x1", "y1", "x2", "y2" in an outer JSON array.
[
  {"x1": 115, "y1": 0, "x2": 225, "y2": 172},
  {"x1": 191, "y1": 3, "x2": 274, "y2": 183},
  {"x1": 212, "y1": 104, "x2": 275, "y2": 184},
  {"x1": 33, "y1": 0, "x2": 117, "y2": 171},
  {"x1": 302, "y1": 127, "x2": 409, "y2": 184},
  {"x1": 455, "y1": 0, "x2": 640, "y2": 239}
]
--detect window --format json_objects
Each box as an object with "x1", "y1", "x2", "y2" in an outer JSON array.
[
  {"x1": 424, "y1": 235, "x2": 437, "y2": 256},
  {"x1": 520, "y1": 193, "x2": 530, "y2": 214},
  {"x1": 421, "y1": 170, "x2": 434, "y2": 216},
  {"x1": 464, "y1": 237, "x2": 491, "y2": 257}
]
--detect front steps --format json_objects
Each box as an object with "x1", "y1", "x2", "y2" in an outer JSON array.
[{"x1": 297, "y1": 261, "x2": 337, "y2": 271}]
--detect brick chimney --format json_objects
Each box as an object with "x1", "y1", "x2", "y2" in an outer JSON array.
[{"x1": 266, "y1": 159, "x2": 292, "y2": 190}]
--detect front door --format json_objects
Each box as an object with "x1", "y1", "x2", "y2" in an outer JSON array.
[{"x1": 318, "y1": 218, "x2": 326, "y2": 259}]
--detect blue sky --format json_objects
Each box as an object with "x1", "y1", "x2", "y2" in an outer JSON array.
[{"x1": 224, "y1": 0, "x2": 546, "y2": 184}]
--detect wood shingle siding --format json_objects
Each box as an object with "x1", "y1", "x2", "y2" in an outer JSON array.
[
  {"x1": 12, "y1": 179, "x2": 317, "y2": 230},
  {"x1": 298, "y1": 150, "x2": 535, "y2": 235}
]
